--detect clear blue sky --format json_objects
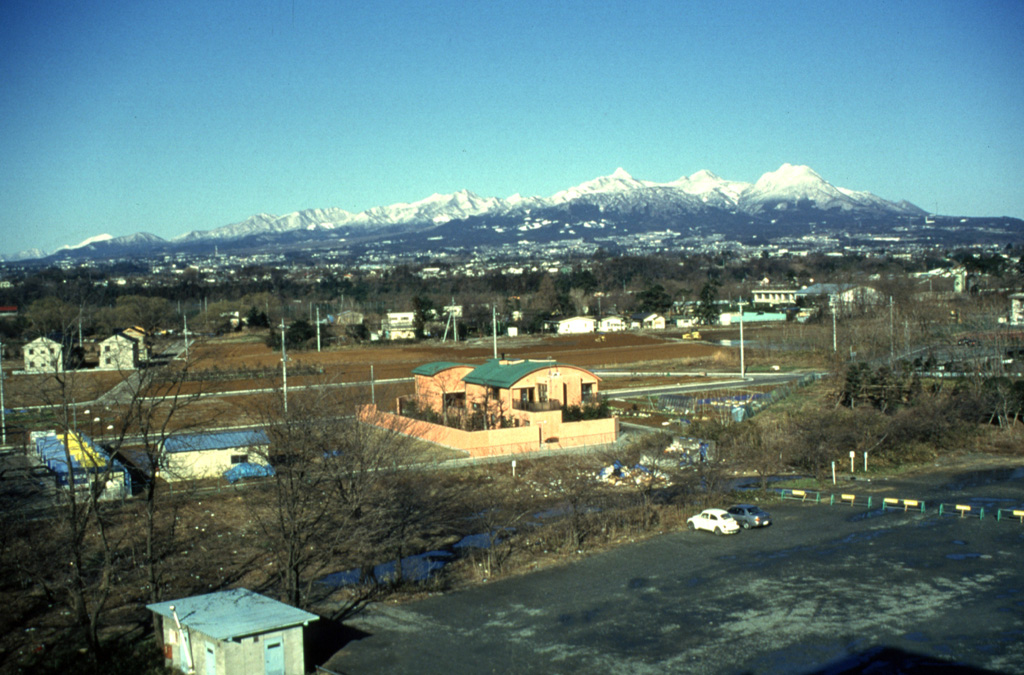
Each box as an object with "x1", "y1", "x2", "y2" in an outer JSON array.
[{"x1": 2, "y1": 0, "x2": 1022, "y2": 257}]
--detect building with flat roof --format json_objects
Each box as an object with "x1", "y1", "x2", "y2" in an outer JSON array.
[{"x1": 148, "y1": 588, "x2": 318, "y2": 675}]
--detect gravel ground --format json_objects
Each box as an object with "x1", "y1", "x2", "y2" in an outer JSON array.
[{"x1": 324, "y1": 459, "x2": 1024, "y2": 674}]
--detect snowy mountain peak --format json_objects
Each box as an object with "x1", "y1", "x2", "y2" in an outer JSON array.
[
  {"x1": 549, "y1": 167, "x2": 652, "y2": 203},
  {"x1": 688, "y1": 169, "x2": 723, "y2": 182},
  {"x1": 20, "y1": 163, "x2": 944, "y2": 261},
  {"x1": 753, "y1": 163, "x2": 827, "y2": 191}
]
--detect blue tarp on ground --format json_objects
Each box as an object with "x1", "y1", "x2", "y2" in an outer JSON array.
[
  {"x1": 223, "y1": 462, "x2": 275, "y2": 483},
  {"x1": 319, "y1": 550, "x2": 455, "y2": 587}
]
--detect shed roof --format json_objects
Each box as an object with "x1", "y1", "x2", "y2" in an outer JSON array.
[
  {"x1": 147, "y1": 588, "x2": 317, "y2": 641},
  {"x1": 164, "y1": 429, "x2": 270, "y2": 454}
]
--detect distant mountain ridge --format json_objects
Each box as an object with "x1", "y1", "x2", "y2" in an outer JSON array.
[{"x1": 5, "y1": 164, "x2": 1020, "y2": 262}]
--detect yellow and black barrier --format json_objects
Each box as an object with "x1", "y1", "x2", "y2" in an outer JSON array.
[
  {"x1": 938, "y1": 503, "x2": 986, "y2": 519},
  {"x1": 996, "y1": 508, "x2": 1024, "y2": 523},
  {"x1": 881, "y1": 497, "x2": 926, "y2": 513},
  {"x1": 778, "y1": 488, "x2": 821, "y2": 503},
  {"x1": 829, "y1": 492, "x2": 873, "y2": 508}
]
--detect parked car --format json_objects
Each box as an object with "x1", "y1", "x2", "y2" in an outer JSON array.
[
  {"x1": 727, "y1": 504, "x2": 772, "y2": 529},
  {"x1": 687, "y1": 508, "x2": 740, "y2": 535}
]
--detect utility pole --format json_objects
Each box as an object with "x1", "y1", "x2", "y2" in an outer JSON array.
[
  {"x1": 316, "y1": 307, "x2": 321, "y2": 352},
  {"x1": 183, "y1": 315, "x2": 189, "y2": 362},
  {"x1": 831, "y1": 295, "x2": 837, "y2": 353},
  {"x1": 370, "y1": 365, "x2": 375, "y2": 405},
  {"x1": 889, "y1": 296, "x2": 895, "y2": 364},
  {"x1": 280, "y1": 319, "x2": 288, "y2": 413},
  {"x1": 737, "y1": 300, "x2": 746, "y2": 377},
  {"x1": 492, "y1": 305, "x2": 498, "y2": 359},
  {"x1": 0, "y1": 336, "x2": 6, "y2": 445}
]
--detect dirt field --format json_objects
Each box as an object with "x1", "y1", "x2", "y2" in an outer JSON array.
[
  {"x1": 185, "y1": 332, "x2": 733, "y2": 382},
  {"x1": 1, "y1": 332, "x2": 742, "y2": 438}
]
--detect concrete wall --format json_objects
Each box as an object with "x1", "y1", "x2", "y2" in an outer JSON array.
[
  {"x1": 164, "y1": 623, "x2": 306, "y2": 675},
  {"x1": 361, "y1": 405, "x2": 618, "y2": 458}
]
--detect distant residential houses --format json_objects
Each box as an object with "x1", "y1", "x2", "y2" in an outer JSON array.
[
  {"x1": 23, "y1": 336, "x2": 66, "y2": 374},
  {"x1": 20, "y1": 327, "x2": 150, "y2": 374},
  {"x1": 99, "y1": 332, "x2": 140, "y2": 370}
]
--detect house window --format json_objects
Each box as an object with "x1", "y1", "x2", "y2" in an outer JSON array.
[
  {"x1": 230, "y1": 454, "x2": 248, "y2": 464},
  {"x1": 537, "y1": 383, "x2": 548, "y2": 402},
  {"x1": 582, "y1": 383, "x2": 594, "y2": 401}
]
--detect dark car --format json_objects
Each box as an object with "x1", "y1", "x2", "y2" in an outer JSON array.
[{"x1": 727, "y1": 504, "x2": 772, "y2": 529}]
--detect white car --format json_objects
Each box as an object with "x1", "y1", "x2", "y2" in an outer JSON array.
[{"x1": 687, "y1": 508, "x2": 741, "y2": 535}]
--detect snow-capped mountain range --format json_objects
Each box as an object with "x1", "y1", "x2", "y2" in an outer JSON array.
[{"x1": 4, "y1": 163, "x2": 1018, "y2": 262}]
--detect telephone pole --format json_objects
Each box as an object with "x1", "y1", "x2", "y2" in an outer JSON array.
[{"x1": 280, "y1": 319, "x2": 289, "y2": 413}]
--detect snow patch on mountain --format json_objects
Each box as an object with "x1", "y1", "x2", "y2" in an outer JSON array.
[{"x1": 60, "y1": 233, "x2": 115, "y2": 251}]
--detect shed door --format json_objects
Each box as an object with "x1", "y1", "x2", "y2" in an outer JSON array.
[
  {"x1": 204, "y1": 642, "x2": 217, "y2": 675},
  {"x1": 264, "y1": 637, "x2": 285, "y2": 675}
]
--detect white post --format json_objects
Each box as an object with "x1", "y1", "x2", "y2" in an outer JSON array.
[
  {"x1": 512, "y1": 459, "x2": 517, "y2": 478},
  {"x1": 831, "y1": 461, "x2": 836, "y2": 485},
  {"x1": 316, "y1": 307, "x2": 322, "y2": 352},
  {"x1": 850, "y1": 450, "x2": 855, "y2": 473},
  {"x1": 280, "y1": 319, "x2": 288, "y2": 413},
  {"x1": 864, "y1": 452, "x2": 868, "y2": 473}
]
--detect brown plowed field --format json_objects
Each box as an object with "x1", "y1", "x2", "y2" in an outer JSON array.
[{"x1": 188, "y1": 332, "x2": 730, "y2": 384}]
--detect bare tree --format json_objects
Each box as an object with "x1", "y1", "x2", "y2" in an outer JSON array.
[
  {"x1": 100, "y1": 341, "x2": 208, "y2": 644},
  {"x1": 242, "y1": 379, "x2": 425, "y2": 613},
  {"x1": 723, "y1": 415, "x2": 788, "y2": 492}
]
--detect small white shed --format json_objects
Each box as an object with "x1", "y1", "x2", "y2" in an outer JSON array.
[{"x1": 148, "y1": 588, "x2": 318, "y2": 675}]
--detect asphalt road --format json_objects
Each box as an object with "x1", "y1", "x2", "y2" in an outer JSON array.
[{"x1": 325, "y1": 461, "x2": 1024, "y2": 674}]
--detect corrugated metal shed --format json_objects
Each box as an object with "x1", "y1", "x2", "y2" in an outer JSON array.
[
  {"x1": 147, "y1": 588, "x2": 317, "y2": 641},
  {"x1": 164, "y1": 429, "x2": 269, "y2": 454}
]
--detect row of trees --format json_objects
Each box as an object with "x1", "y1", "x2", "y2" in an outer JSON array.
[{"x1": 8, "y1": 243, "x2": 1022, "y2": 343}]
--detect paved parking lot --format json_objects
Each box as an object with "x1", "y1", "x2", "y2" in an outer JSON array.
[{"x1": 326, "y1": 463, "x2": 1024, "y2": 674}]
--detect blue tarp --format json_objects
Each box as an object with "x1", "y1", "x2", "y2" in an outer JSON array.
[
  {"x1": 34, "y1": 432, "x2": 131, "y2": 491},
  {"x1": 319, "y1": 550, "x2": 455, "y2": 587},
  {"x1": 223, "y1": 462, "x2": 275, "y2": 483}
]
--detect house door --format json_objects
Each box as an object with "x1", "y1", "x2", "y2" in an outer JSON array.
[
  {"x1": 204, "y1": 642, "x2": 217, "y2": 675},
  {"x1": 264, "y1": 637, "x2": 285, "y2": 675}
]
